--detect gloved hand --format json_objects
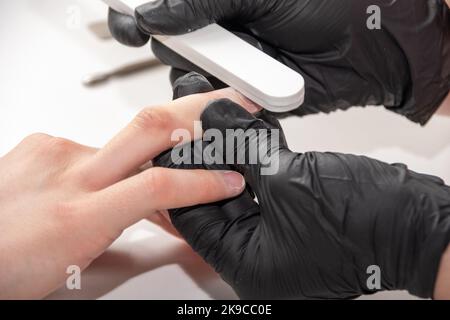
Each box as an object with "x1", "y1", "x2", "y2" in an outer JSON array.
[
  {"x1": 155, "y1": 73, "x2": 450, "y2": 299},
  {"x1": 108, "y1": 0, "x2": 450, "y2": 125}
]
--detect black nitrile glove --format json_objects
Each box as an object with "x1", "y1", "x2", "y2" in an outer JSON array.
[
  {"x1": 155, "y1": 73, "x2": 450, "y2": 299},
  {"x1": 108, "y1": 0, "x2": 450, "y2": 125}
]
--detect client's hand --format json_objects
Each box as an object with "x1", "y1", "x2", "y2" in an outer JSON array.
[{"x1": 0, "y1": 89, "x2": 253, "y2": 299}]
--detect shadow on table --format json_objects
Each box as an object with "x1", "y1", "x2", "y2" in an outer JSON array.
[{"x1": 46, "y1": 235, "x2": 237, "y2": 300}]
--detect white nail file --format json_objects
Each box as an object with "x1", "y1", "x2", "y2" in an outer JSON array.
[{"x1": 103, "y1": 0, "x2": 305, "y2": 112}]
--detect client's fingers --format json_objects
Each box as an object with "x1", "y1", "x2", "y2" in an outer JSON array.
[
  {"x1": 81, "y1": 88, "x2": 259, "y2": 189},
  {"x1": 87, "y1": 167, "x2": 245, "y2": 233},
  {"x1": 147, "y1": 210, "x2": 181, "y2": 238}
]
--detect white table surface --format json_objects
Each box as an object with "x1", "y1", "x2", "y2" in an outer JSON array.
[{"x1": 1, "y1": 0, "x2": 449, "y2": 300}]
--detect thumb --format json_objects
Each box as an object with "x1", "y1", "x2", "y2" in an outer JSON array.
[
  {"x1": 135, "y1": 0, "x2": 259, "y2": 35},
  {"x1": 108, "y1": 7, "x2": 149, "y2": 47}
]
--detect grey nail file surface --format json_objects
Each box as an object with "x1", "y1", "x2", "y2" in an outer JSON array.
[{"x1": 103, "y1": 0, "x2": 305, "y2": 112}]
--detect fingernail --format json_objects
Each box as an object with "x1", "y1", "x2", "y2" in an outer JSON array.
[
  {"x1": 241, "y1": 96, "x2": 263, "y2": 114},
  {"x1": 221, "y1": 171, "x2": 245, "y2": 195},
  {"x1": 224, "y1": 88, "x2": 262, "y2": 113}
]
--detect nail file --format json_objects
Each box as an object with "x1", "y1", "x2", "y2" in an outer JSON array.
[{"x1": 103, "y1": 0, "x2": 305, "y2": 112}]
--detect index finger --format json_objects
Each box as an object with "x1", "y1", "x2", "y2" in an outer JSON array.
[{"x1": 80, "y1": 88, "x2": 259, "y2": 190}]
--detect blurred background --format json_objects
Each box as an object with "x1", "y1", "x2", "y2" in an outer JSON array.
[{"x1": 0, "y1": 0, "x2": 449, "y2": 300}]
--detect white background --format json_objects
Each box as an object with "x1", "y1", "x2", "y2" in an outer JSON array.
[{"x1": 0, "y1": 0, "x2": 449, "y2": 300}]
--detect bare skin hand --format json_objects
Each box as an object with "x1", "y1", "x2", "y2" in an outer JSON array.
[
  {"x1": 0, "y1": 88, "x2": 254, "y2": 299},
  {"x1": 437, "y1": 91, "x2": 450, "y2": 117},
  {"x1": 435, "y1": 244, "x2": 450, "y2": 299}
]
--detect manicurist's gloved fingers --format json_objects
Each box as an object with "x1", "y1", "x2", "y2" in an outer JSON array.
[
  {"x1": 169, "y1": 67, "x2": 228, "y2": 92},
  {"x1": 110, "y1": 0, "x2": 450, "y2": 124},
  {"x1": 151, "y1": 39, "x2": 211, "y2": 78},
  {"x1": 79, "y1": 88, "x2": 257, "y2": 189},
  {"x1": 108, "y1": 7, "x2": 149, "y2": 47},
  {"x1": 172, "y1": 72, "x2": 214, "y2": 99},
  {"x1": 107, "y1": 0, "x2": 263, "y2": 47},
  {"x1": 168, "y1": 191, "x2": 261, "y2": 275},
  {"x1": 135, "y1": 0, "x2": 260, "y2": 35},
  {"x1": 151, "y1": 30, "x2": 270, "y2": 88},
  {"x1": 200, "y1": 99, "x2": 277, "y2": 190}
]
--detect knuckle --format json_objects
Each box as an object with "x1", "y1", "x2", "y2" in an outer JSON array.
[
  {"x1": 21, "y1": 134, "x2": 77, "y2": 166},
  {"x1": 47, "y1": 136, "x2": 73, "y2": 151},
  {"x1": 133, "y1": 107, "x2": 172, "y2": 134},
  {"x1": 74, "y1": 169, "x2": 98, "y2": 191},
  {"x1": 41, "y1": 137, "x2": 76, "y2": 159},
  {"x1": 22, "y1": 132, "x2": 52, "y2": 145}
]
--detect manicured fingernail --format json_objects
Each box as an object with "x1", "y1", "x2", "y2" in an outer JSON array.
[
  {"x1": 241, "y1": 96, "x2": 263, "y2": 114},
  {"x1": 225, "y1": 88, "x2": 262, "y2": 113},
  {"x1": 221, "y1": 171, "x2": 245, "y2": 195}
]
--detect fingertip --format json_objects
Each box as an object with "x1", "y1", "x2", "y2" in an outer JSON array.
[
  {"x1": 205, "y1": 88, "x2": 263, "y2": 114},
  {"x1": 218, "y1": 171, "x2": 246, "y2": 197},
  {"x1": 136, "y1": 1, "x2": 210, "y2": 35},
  {"x1": 108, "y1": 8, "x2": 149, "y2": 47},
  {"x1": 173, "y1": 72, "x2": 214, "y2": 99},
  {"x1": 224, "y1": 89, "x2": 263, "y2": 114},
  {"x1": 135, "y1": 3, "x2": 172, "y2": 35}
]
